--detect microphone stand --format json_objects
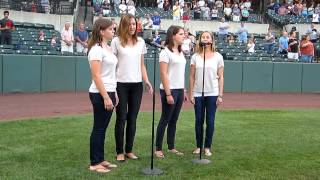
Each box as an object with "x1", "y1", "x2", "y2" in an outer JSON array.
[
  {"x1": 142, "y1": 41, "x2": 164, "y2": 175},
  {"x1": 192, "y1": 43, "x2": 211, "y2": 164}
]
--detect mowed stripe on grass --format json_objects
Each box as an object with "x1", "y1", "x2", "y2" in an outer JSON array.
[{"x1": 0, "y1": 110, "x2": 319, "y2": 179}]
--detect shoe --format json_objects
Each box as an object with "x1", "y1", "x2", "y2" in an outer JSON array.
[
  {"x1": 89, "y1": 164, "x2": 111, "y2": 173},
  {"x1": 116, "y1": 154, "x2": 126, "y2": 162},
  {"x1": 192, "y1": 148, "x2": 200, "y2": 154},
  {"x1": 168, "y1": 149, "x2": 184, "y2": 156},
  {"x1": 100, "y1": 161, "x2": 118, "y2": 168},
  {"x1": 125, "y1": 153, "x2": 139, "y2": 160},
  {"x1": 204, "y1": 149, "x2": 212, "y2": 157},
  {"x1": 154, "y1": 151, "x2": 165, "y2": 158}
]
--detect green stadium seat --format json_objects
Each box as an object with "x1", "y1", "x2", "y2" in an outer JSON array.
[{"x1": 0, "y1": 49, "x2": 15, "y2": 54}]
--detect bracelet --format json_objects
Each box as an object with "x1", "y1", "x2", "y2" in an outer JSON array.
[
  {"x1": 218, "y1": 95, "x2": 223, "y2": 98},
  {"x1": 166, "y1": 94, "x2": 172, "y2": 97}
]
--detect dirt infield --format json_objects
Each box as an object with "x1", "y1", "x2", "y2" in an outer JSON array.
[{"x1": 0, "y1": 92, "x2": 319, "y2": 121}]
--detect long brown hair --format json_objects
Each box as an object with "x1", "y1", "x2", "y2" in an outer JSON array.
[
  {"x1": 117, "y1": 14, "x2": 138, "y2": 47},
  {"x1": 88, "y1": 18, "x2": 113, "y2": 52},
  {"x1": 165, "y1": 25, "x2": 183, "y2": 53},
  {"x1": 195, "y1": 31, "x2": 215, "y2": 54}
]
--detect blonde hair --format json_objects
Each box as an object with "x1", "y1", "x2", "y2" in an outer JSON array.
[{"x1": 195, "y1": 31, "x2": 215, "y2": 54}]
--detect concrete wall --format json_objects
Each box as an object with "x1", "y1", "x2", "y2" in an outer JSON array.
[
  {"x1": 0, "y1": 9, "x2": 74, "y2": 31},
  {"x1": 94, "y1": 16, "x2": 269, "y2": 35}
]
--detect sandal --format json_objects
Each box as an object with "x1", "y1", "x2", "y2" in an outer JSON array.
[
  {"x1": 89, "y1": 164, "x2": 111, "y2": 173},
  {"x1": 154, "y1": 151, "x2": 165, "y2": 158},
  {"x1": 100, "y1": 161, "x2": 118, "y2": 168},
  {"x1": 168, "y1": 149, "x2": 184, "y2": 156},
  {"x1": 204, "y1": 149, "x2": 212, "y2": 157},
  {"x1": 125, "y1": 153, "x2": 139, "y2": 160},
  {"x1": 116, "y1": 154, "x2": 126, "y2": 162},
  {"x1": 192, "y1": 148, "x2": 200, "y2": 154}
]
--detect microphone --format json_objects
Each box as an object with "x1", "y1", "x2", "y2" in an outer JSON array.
[
  {"x1": 145, "y1": 39, "x2": 165, "y2": 49},
  {"x1": 199, "y1": 41, "x2": 212, "y2": 46}
]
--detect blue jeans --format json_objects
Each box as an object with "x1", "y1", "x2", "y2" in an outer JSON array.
[
  {"x1": 194, "y1": 96, "x2": 218, "y2": 148},
  {"x1": 89, "y1": 92, "x2": 116, "y2": 165},
  {"x1": 156, "y1": 89, "x2": 184, "y2": 151},
  {"x1": 300, "y1": 55, "x2": 313, "y2": 63},
  {"x1": 265, "y1": 43, "x2": 274, "y2": 54}
]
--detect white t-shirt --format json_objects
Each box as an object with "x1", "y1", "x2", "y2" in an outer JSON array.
[
  {"x1": 157, "y1": 0, "x2": 163, "y2": 8},
  {"x1": 88, "y1": 44, "x2": 118, "y2": 93},
  {"x1": 159, "y1": 47, "x2": 186, "y2": 89},
  {"x1": 181, "y1": 38, "x2": 191, "y2": 52},
  {"x1": 224, "y1": 7, "x2": 232, "y2": 15},
  {"x1": 127, "y1": 5, "x2": 135, "y2": 16},
  {"x1": 119, "y1": 4, "x2": 127, "y2": 14},
  {"x1": 111, "y1": 37, "x2": 147, "y2": 83},
  {"x1": 247, "y1": 43, "x2": 255, "y2": 53},
  {"x1": 190, "y1": 52, "x2": 224, "y2": 97}
]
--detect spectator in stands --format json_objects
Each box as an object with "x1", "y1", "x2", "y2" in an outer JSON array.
[
  {"x1": 111, "y1": 18, "x2": 117, "y2": 33},
  {"x1": 246, "y1": 37, "x2": 255, "y2": 54},
  {"x1": 152, "y1": 12, "x2": 161, "y2": 30},
  {"x1": 232, "y1": 3, "x2": 241, "y2": 22},
  {"x1": 224, "y1": 3, "x2": 232, "y2": 21},
  {"x1": 189, "y1": 31, "x2": 224, "y2": 158},
  {"x1": 111, "y1": 14, "x2": 153, "y2": 162},
  {"x1": 102, "y1": 0, "x2": 111, "y2": 16},
  {"x1": 75, "y1": 22, "x2": 89, "y2": 54},
  {"x1": 193, "y1": 3, "x2": 201, "y2": 20},
  {"x1": 291, "y1": 26, "x2": 300, "y2": 40},
  {"x1": 237, "y1": 22, "x2": 248, "y2": 44},
  {"x1": 153, "y1": 30, "x2": 161, "y2": 45},
  {"x1": 278, "y1": 3, "x2": 288, "y2": 15},
  {"x1": 307, "y1": 24, "x2": 318, "y2": 43},
  {"x1": 142, "y1": 14, "x2": 153, "y2": 30},
  {"x1": 0, "y1": 11, "x2": 15, "y2": 45},
  {"x1": 51, "y1": 33, "x2": 57, "y2": 47},
  {"x1": 181, "y1": 30, "x2": 192, "y2": 56},
  {"x1": 87, "y1": 18, "x2": 118, "y2": 173},
  {"x1": 38, "y1": 30, "x2": 45, "y2": 41},
  {"x1": 127, "y1": 0, "x2": 135, "y2": 16},
  {"x1": 208, "y1": 0, "x2": 214, "y2": 9},
  {"x1": 278, "y1": 31, "x2": 289, "y2": 54},
  {"x1": 203, "y1": 3, "x2": 211, "y2": 21},
  {"x1": 241, "y1": 6, "x2": 250, "y2": 21},
  {"x1": 308, "y1": 2, "x2": 315, "y2": 18},
  {"x1": 41, "y1": 0, "x2": 50, "y2": 14},
  {"x1": 314, "y1": 3, "x2": 320, "y2": 14},
  {"x1": 227, "y1": 35, "x2": 235, "y2": 45},
  {"x1": 288, "y1": 31, "x2": 299, "y2": 60},
  {"x1": 182, "y1": 3, "x2": 190, "y2": 26},
  {"x1": 293, "y1": 1, "x2": 303, "y2": 16},
  {"x1": 211, "y1": 6, "x2": 219, "y2": 20},
  {"x1": 119, "y1": 0, "x2": 127, "y2": 15},
  {"x1": 61, "y1": 21, "x2": 74, "y2": 53},
  {"x1": 218, "y1": 17, "x2": 230, "y2": 42},
  {"x1": 163, "y1": 0, "x2": 171, "y2": 11},
  {"x1": 94, "y1": 2, "x2": 102, "y2": 14},
  {"x1": 215, "y1": 0, "x2": 224, "y2": 12},
  {"x1": 264, "y1": 27, "x2": 276, "y2": 54},
  {"x1": 301, "y1": 3, "x2": 308, "y2": 17},
  {"x1": 173, "y1": 1, "x2": 181, "y2": 20},
  {"x1": 157, "y1": 0, "x2": 164, "y2": 9},
  {"x1": 300, "y1": 35, "x2": 314, "y2": 63},
  {"x1": 136, "y1": 17, "x2": 143, "y2": 37}
]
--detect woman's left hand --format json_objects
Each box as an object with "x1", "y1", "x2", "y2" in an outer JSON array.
[
  {"x1": 216, "y1": 97, "x2": 223, "y2": 106},
  {"x1": 145, "y1": 81, "x2": 153, "y2": 94}
]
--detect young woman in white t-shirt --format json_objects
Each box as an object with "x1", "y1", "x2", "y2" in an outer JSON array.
[
  {"x1": 87, "y1": 18, "x2": 118, "y2": 173},
  {"x1": 189, "y1": 31, "x2": 224, "y2": 157},
  {"x1": 155, "y1": 25, "x2": 187, "y2": 158},
  {"x1": 111, "y1": 14, "x2": 153, "y2": 162}
]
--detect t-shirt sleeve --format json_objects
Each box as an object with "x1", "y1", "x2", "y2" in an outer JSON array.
[
  {"x1": 88, "y1": 46, "x2": 103, "y2": 62},
  {"x1": 217, "y1": 53, "x2": 224, "y2": 68},
  {"x1": 141, "y1": 39, "x2": 147, "y2": 54},
  {"x1": 159, "y1": 49, "x2": 170, "y2": 63},
  {"x1": 110, "y1": 38, "x2": 118, "y2": 55},
  {"x1": 190, "y1": 54, "x2": 197, "y2": 66}
]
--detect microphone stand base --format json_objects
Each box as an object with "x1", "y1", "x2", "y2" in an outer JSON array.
[
  {"x1": 141, "y1": 167, "x2": 163, "y2": 175},
  {"x1": 192, "y1": 159, "x2": 211, "y2": 164}
]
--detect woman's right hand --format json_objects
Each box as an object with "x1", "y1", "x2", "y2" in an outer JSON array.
[
  {"x1": 104, "y1": 97, "x2": 114, "y2": 110},
  {"x1": 189, "y1": 94, "x2": 195, "y2": 105},
  {"x1": 166, "y1": 95, "x2": 174, "y2": 105}
]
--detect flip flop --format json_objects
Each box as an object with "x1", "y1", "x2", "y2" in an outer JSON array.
[
  {"x1": 100, "y1": 161, "x2": 118, "y2": 168},
  {"x1": 168, "y1": 149, "x2": 184, "y2": 156},
  {"x1": 89, "y1": 164, "x2": 111, "y2": 173},
  {"x1": 154, "y1": 151, "x2": 165, "y2": 158},
  {"x1": 125, "y1": 153, "x2": 139, "y2": 160}
]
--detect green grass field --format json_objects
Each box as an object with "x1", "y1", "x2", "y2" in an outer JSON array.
[{"x1": 0, "y1": 110, "x2": 319, "y2": 180}]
